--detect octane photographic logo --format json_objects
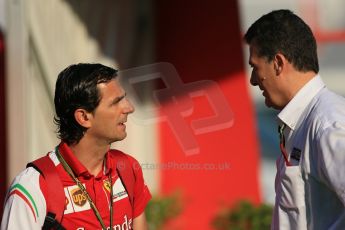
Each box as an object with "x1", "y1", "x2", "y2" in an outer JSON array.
[{"x1": 119, "y1": 62, "x2": 234, "y2": 155}]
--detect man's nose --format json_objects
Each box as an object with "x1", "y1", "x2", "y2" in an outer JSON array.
[
  {"x1": 124, "y1": 98, "x2": 135, "y2": 114},
  {"x1": 250, "y1": 72, "x2": 258, "y2": 86}
]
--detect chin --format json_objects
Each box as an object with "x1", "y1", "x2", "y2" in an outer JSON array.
[
  {"x1": 117, "y1": 133, "x2": 127, "y2": 141},
  {"x1": 266, "y1": 102, "x2": 283, "y2": 110},
  {"x1": 265, "y1": 98, "x2": 279, "y2": 110},
  {"x1": 264, "y1": 99, "x2": 272, "y2": 108},
  {"x1": 109, "y1": 134, "x2": 127, "y2": 143}
]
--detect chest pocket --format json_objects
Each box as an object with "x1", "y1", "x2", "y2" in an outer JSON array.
[
  {"x1": 275, "y1": 158, "x2": 307, "y2": 229},
  {"x1": 276, "y1": 160, "x2": 305, "y2": 208}
]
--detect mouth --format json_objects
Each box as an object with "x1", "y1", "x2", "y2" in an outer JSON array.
[
  {"x1": 118, "y1": 120, "x2": 127, "y2": 128},
  {"x1": 258, "y1": 87, "x2": 264, "y2": 94}
]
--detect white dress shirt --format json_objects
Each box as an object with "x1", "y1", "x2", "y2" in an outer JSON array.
[{"x1": 272, "y1": 75, "x2": 345, "y2": 230}]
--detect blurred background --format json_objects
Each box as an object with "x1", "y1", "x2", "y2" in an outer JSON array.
[{"x1": 0, "y1": 0, "x2": 345, "y2": 229}]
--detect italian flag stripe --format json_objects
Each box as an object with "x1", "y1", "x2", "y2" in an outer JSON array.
[
  {"x1": 9, "y1": 184, "x2": 39, "y2": 220},
  {"x1": 9, "y1": 190, "x2": 37, "y2": 222}
]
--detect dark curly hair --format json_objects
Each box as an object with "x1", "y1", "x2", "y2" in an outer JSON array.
[
  {"x1": 244, "y1": 9, "x2": 319, "y2": 73},
  {"x1": 54, "y1": 63, "x2": 118, "y2": 145}
]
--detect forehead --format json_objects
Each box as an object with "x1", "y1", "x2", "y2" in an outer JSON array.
[
  {"x1": 249, "y1": 43, "x2": 270, "y2": 65},
  {"x1": 249, "y1": 43, "x2": 259, "y2": 60},
  {"x1": 98, "y1": 79, "x2": 124, "y2": 97}
]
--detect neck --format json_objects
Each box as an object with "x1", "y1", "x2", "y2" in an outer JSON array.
[
  {"x1": 285, "y1": 71, "x2": 316, "y2": 101},
  {"x1": 69, "y1": 138, "x2": 110, "y2": 176}
]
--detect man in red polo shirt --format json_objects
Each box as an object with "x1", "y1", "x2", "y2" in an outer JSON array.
[{"x1": 1, "y1": 63, "x2": 151, "y2": 229}]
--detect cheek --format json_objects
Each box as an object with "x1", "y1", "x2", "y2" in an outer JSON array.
[
  {"x1": 103, "y1": 108, "x2": 119, "y2": 118},
  {"x1": 254, "y1": 68, "x2": 265, "y2": 80}
]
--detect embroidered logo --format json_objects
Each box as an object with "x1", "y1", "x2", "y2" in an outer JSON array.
[
  {"x1": 291, "y1": 147, "x2": 302, "y2": 162},
  {"x1": 103, "y1": 178, "x2": 111, "y2": 193},
  {"x1": 112, "y1": 178, "x2": 128, "y2": 203},
  {"x1": 71, "y1": 188, "x2": 87, "y2": 207},
  {"x1": 64, "y1": 185, "x2": 91, "y2": 214}
]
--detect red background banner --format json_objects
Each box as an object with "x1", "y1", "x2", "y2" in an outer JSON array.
[{"x1": 155, "y1": 1, "x2": 261, "y2": 228}]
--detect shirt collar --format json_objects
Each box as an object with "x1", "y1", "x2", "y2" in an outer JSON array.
[
  {"x1": 277, "y1": 75, "x2": 325, "y2": 130},
  {"x1": 58, "y1": 142, "x2": 113, "y2": 178}
]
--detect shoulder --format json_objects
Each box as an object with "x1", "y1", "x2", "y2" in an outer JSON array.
[
  {"x1": 8, "y1": 167, "x2": 44, "y2": 198},
  {"x1": 109, "y1": 149, "x2": 141, "y2": 168},
  {"x1": 308, "y1": 89, "x2": 345, "y2": 133},
  {"x1": 3, "y1": 167, "x2": 47, "y2": 226},
  {"x1": 108, "y1": 149, "x2": 144, "y2": 183},
  {"x1": 313, "y1": 89, "x2": 345, "y2": 118}
]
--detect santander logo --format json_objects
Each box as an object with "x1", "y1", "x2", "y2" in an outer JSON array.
[{"x1": 76, "y1": 215, "x2": 133, "y2": 230}]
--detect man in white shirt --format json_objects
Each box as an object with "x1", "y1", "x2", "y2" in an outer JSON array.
[{"x1": 244, "y1": 9, "x2": 345, "y2": 229}]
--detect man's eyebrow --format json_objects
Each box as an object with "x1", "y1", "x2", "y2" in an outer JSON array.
[{"x1": 111, "y1": 93, "x2": 126, "y2": 104}]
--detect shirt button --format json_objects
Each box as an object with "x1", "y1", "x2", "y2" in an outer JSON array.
[{"x1": 84, "y1": 173, "x2": 91, "y2": 179}]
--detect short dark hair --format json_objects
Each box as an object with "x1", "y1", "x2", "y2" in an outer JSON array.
[
  {"x1": 244, "y1": 9, "x2": 319, "y2": 73},
  {"x1": 54, "y1": 63, "x2": 118, "y2": 145}
]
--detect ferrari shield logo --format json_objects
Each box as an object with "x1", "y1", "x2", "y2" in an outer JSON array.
[{"x1": 103, "y1": 178, "x2": 111, "y2": 192}]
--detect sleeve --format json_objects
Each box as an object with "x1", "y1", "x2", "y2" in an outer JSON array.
[
  {"x1": 317, "y1": 122, "x2": 345, "y2": 206},
  {"x1": 1, "y1": 168, "x2": 47, "y2": 230},
  {"x1": 128, "y1": 156, "x2": 152, "y2": 218}
]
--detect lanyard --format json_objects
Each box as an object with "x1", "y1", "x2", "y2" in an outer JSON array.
[
  {"x1": 55, "y1": 147, "x2": 113, "y2": 230},
  {"x1": 278, "y1": 124, "x2": 291, "y2": 166}
]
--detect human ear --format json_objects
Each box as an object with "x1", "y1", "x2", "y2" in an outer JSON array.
[
  {"x1": 273, "y1": 53, "x2": 284, "y2": 75},
  {"x1": 74, "y1": 109, "x2": 92, "y2": 128}
]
